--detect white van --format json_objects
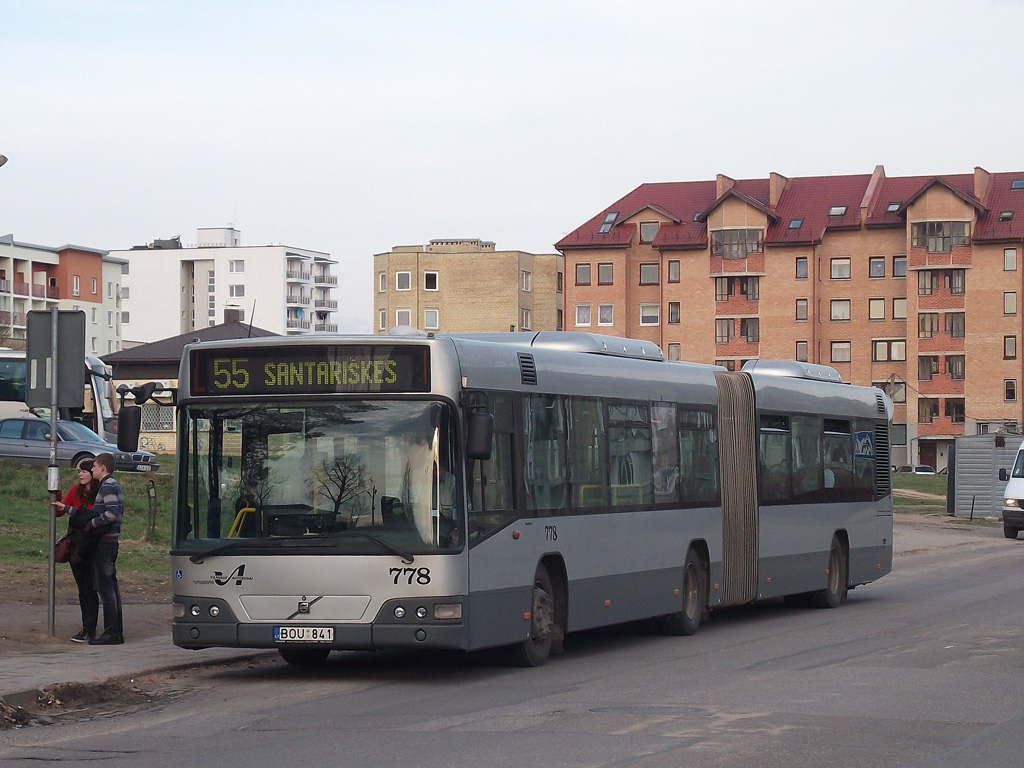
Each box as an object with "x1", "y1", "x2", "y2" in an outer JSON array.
[{"x1": 998, "y1": 447, "x2": 1024, "y2": 539}]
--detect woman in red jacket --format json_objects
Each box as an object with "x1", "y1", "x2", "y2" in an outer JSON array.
[{"x1": 52, "y1": 459, "x2": 101, "y2": 643}]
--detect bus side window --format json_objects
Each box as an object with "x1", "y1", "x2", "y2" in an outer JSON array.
[
  {"x1": 468, "y1": 393, "x2": 516, "y2": 543},
  {"x1": 759, "y1": 414, "x2": 791, "y2": 504},
  {"x1": 523, "y1": 394, "x2": 568, "y2": 514}
]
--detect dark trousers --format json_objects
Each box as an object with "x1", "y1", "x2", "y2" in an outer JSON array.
[
  {"x1": 93, "y1": 540, "x2": 123, "y2": 638},
  {"x1": 70, "y1": 555, "x2": 98, "y2": 636}
]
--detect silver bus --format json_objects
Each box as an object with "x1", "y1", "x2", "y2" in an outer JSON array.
[{"x1": 169, "y1": 331, "x2": 893, "y2": 666}]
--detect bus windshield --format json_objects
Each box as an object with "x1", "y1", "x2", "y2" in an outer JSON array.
[{"x1": 177, "y1": 400, "x2": 462, "y2": 556}]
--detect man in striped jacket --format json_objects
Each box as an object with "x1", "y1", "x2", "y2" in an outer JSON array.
[{"x1": 83, "y1": 453, "x2": 125, "y2": 645}]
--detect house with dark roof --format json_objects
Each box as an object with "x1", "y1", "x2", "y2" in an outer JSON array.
[{"x1": 556, "y1": 165, "x2": 1024, "y2": 470}]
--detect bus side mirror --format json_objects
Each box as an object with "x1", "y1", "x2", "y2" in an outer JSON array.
[
  {"x1": 466, "y1": 412, "x2": 493, "y2": 461},
  {"x1": 117, "y1": 405, "x2": 142, "y2": 452},
  {"x1": 999, "y1": 468, "x2": 1009, "y2": 482}
]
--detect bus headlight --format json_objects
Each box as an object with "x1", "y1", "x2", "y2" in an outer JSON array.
[
  {"x1": 190, "y1": 605, "x2": 201, "y2": 617},
  {"x1": 434, "y1": 603, "x2": 462, "y2": 620},
  {"x1": 1006, "y1": 498, "x2": 1018, "y2": 507},
  {"x1": 209, "y1": 605, "x2": 220, "y2": 617},
  {"x1": 416, "y1": 606, "x2": 428, "y2": 619},
  {"x1": 394, "y1": 606, "x2": 406, "y2": 619}
]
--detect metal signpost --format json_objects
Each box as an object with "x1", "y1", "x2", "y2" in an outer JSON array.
[{"x1": 26, "y1": 308, "x2": 86, "y2": 636}]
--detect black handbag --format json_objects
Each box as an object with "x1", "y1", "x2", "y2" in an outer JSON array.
[{"x1": 55, "y1": 532, "x2": 74, "y2": 563}]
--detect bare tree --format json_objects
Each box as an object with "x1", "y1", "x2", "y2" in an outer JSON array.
[{"x1": 309, "y1": 453, "x2": 368, "y2": 521}]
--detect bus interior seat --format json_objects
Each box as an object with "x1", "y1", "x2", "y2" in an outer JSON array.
[{"x1": 381, "y1": 496, "x2": 412, "y2": 529}]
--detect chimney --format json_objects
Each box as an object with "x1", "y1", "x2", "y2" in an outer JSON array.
[
  {"x1": 769, "y1": 172, "x2": 788, "y2": 208},
  {"x1": 716, "y1": 173, "x2": 735, "y2": 198},
  {"x1": 974, "y1": 166, "x2": 991, "y2": 203}
]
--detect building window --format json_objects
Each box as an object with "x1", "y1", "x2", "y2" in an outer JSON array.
[
  {"x1": 667, "y1": 343, "x2": 681, "y2": 361},
  {"x1": 945, "y1": 312, "x2": 965, "y2": 338},
  {"x1": 946, "y1": 355, "x2": 965, "y2": 380},
  {"x1": 378, "y1": 272, "x2": 386, "y2": 292},
  {"x1": 711, "y1": 229, "x2": 763, "y2": 259},
  {"x1": 740, "y1": 318, "x2": 759, "y2": 343},
  {"x1": 891, "y1": 423, "x2": 907, "y2": 445},
  {"x1": 830, "y1": 299, "x2": 851, "y2": 321},
  {"x1": 1006, "y1": 336, "x2": 1017, "y2": 359},
  {"x1": 715, "y1": 318, "x2": 733, "y2": 343},
  {"x1": 91, "y1": 308, "x2": 97, "y2": 323},
  {"x1": 121, "y1": 286, "x2": 129, "y2": 300},
  {"x1": 424, "y1": 272, "x2": 439, "y2": 291},
  {"x1": 715, "y1": 277, "x2": 731, "y2": 302},
  {"x1": 795, "y1": 298, "x2": 808, "y2": 321},
  {"x1": 796, "y1": 256, "x2": 808, "y2": 279},
  {"x1": 743, "y1": 277, "x2": 759, "y2": 301},
  {"x1": 946, "y1": 269, "x2": 965, "y2": 295},
  {"x1": 598, "y1": 211, "x2": 618, "y2": 234},
  {"x1": 830, "y1": 258, "x2": 851, "y2": 280},
  {"x1": 869, "y1": 257, "x2": 885, "y2": 278},
  {"x1": 918, "y1": 355, "x2": 939, "y2": 381},
  {"x1": 556, "y1": 309, "x2": 563, "y2": 331},
  {"x1": 893, "y1": 297, "x2": 907, "y2": 320},
  {"x1": 918, "y1": 270, "x2": 938, "y2": 296},
  {"x1": 875, "y1": 380, "x2": 907, "y2": 404},
  {"x1": 918, "y1": 313, "x2": 939, "y2": 339},
  {"x1": 121, "y1": 311, "x2": 129, "y2": 324},
  {"x1": 395, "y1": 271, "x2": 411, "y2": 291},
  {"x1": 395, "y1": 308, "x2": 411, "y2": 326},
  {"x1": 519, "y1": 309, "x2": 530, "y2": 330},
  {"x1": 668, "y1": 301, "x2": 680, "y2": 324},
  {"x1": 520, "y1": 270, "x2": 531, "y2": 292},
  {"x1": 668, "y1": 260, "x2": 680, "y2": 283},
  {"x1": 873, "y1": 340, "x2": 906, "y2": 362},
  {"x1": 597, "y1": 263, "x2": 613, "y2": 285},
  {"x1": 597, "y1": 304, "x2": 614, "y2": 326},
  {"x1": 91, "y1": 278, "x2": 98, "y2": 294},
  {"x1": 639, "y1": 304, "x2": 660, "y2": 326},
  {"x1": 121, "y1": 262, "x2": 129, "y2": 275},
  {"x1": 789, "y1": 218, "x2": 803, "y2": 229},
  {"x1": 911, "y1": 221, "x2": 970, "y2": 252},
  {"x1": 1006, "y1": 380, "x2": 1018, "y2": 402},
  {"x1": 576, "y1": 263, "x2": 591, "y2": 286},
  {"x1": 795, "y1": 340, "x2": 808, "y2": 362},
  {"x1": 828, "y1": 205, "x2": 847, "y2": 216},
  {"x1": 945, "y1": 399, "x2": 965, "y2": 424},
  {"x1": 229, "y1": 284, "x2": 244, "y2": 298},
  {"x1": 107, "y1": 282, "x2": 114, "y2": 298},
  {"x1": 229, "y1": 260, "x2": 245, "y2": 273},
  {"x1": 639, "y1": 263, "x2": 659, "y2": 285},
  {"x1": 575, "y1": 304, "x2": 591, "y2": 326},
  {"x1": 557, "y1": 271, "x2": 563, "y2": 293},
  {"x1": 919, "y1": 399, "x2": 938, "y2": 424},
  {"x1": 424, "y1": 309, "x2": 440, "y2": 330},
  {"x1": 1006, "y1": 292, "x2": 1018, "y2": 315},
  {"x1": 893, "y1": 255, "x2": 907, "y2": 277},
  {"x1": 378, "y1": 308, "x2": 386, "y2": 330},
  {"x1": 831, "y1": 341, "x2": 851, "y2": 363},
  {"x1": 72, "y1": 275, "x2": 80, "y2": 296},
  {"x1": 639, "y1": 221, "x2": 660, "y2": 243},
  {"x1": 868, "y1": 298, "x2": 885, "y2": 320},
  {"x1": 887, "y1": 201, "x2": 901, "y2": 213}
]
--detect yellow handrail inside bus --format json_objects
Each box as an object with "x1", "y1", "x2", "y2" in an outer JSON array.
[{"x1": 228, "y1": 507, "x2": 256, "y2": 538}]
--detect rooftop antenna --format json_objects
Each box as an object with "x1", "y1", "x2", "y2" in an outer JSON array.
[{"x1": 248, "y1": 299, "x2": 256, "y2": 337}]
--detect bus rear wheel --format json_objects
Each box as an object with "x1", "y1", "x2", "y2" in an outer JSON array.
[
  {"x1": 279, "y1": 647, "x2": 331, "y2": 666},
  {"x1": 662, "y1": 548, "x2": 705, "y2": 636},
  {"x1": 507, "y1": 564, "x2": 556, "y2": 667},
  {"x1": 811, "y1": 535, "x2": 847, "y2": 609}
]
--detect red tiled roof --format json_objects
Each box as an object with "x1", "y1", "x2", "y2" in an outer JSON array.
[{"x1": 556, "y1": 169, "x2": 1024, "y2": 251}]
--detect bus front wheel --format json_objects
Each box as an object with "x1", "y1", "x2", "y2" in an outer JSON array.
[
  {"x1": 1003, "y1": 523, "x2": 1019, "y2": 539},
  {"x1": 507, "y1": 564, "x2": 556, "y2": 667},
  {"x1": 811, "y1": 535, "x2": 848, "y2": 609},
  {"x1": 662, "y1": 548, "x2": 706, "y2": 636}
]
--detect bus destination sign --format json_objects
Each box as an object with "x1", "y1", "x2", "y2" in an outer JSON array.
[{"x1": 190, "y1": 345, "x2": 430, "y2": 396}]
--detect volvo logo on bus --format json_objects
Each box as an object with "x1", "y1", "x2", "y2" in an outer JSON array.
[{"x1": 213, "y1": 565, "x2": 250, "y2": 586}]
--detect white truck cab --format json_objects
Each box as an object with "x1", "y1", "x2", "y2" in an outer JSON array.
[{"x1": 999, "y1": 446, "x2": 1024, "y2": 538}]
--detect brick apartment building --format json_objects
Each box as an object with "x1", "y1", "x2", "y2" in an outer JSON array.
[
  {"x1": 556, "y1": 165, "x2": 1024, "y2": 470},
  {"x1": 374, "y1": 239, "x2": 563, "y2": 334}
]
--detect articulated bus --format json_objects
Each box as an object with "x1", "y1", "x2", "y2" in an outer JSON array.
[
  {"x1": 0, "y1": 349, "x2": 116, "y2": 440},
  {"x1": 167, "y1": 331, "x2": 893, "y2": 666}
]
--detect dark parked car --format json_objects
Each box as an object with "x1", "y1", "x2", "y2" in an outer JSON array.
[{"x1": 0, "y1": 417, "x2": 159, "y2": 472}]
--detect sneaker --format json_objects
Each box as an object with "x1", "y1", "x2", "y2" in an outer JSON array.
[
  {"x1": 88, "y1": 633, "x2": 124, "y2": 646},
  {"x1": 70, "y1": 630, "x2": 92, "y2": 644}
]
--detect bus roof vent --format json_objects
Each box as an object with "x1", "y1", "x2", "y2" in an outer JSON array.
[
  {"x1": 529, "y1": 331, "x2": 664, "y2": 361},
  {"x1": 741, "y1": 359, "x2": 844, "y2": 383},
  {"x1": 518, "y1": 353, "x2": 538, "y2": 386}
]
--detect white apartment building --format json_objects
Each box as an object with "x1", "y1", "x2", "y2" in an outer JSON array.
[
  {"x1": 0, "y1": 235, "x2": 122, "y2": 355},
  {"x1": 114, "y1": 227, "x2": 339, "y2": 344}
]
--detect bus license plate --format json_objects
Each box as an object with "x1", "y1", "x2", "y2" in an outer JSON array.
[{"x1": 274, "y1": 626, "x2": 334, "y2": 643}]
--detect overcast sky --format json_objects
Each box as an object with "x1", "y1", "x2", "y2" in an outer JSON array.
[{"x1": 3, "y1": 0, "x2": 1023, "y2": 332}]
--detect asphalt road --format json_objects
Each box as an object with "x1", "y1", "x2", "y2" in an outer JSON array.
[{"x1": 2, "y1": 515, "x2": 1022, "y2": 768}]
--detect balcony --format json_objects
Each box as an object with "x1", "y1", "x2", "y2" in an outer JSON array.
[
  {"x1": 286, "y1": 319, "x2": 311, "y2": 330},
  {"x1": 314, "y1": 322, "x2": 339, "y2": 332},
  {"x1": 314, "y1": 273, "x2": 338, "y2": 286},
  {"x1": 286, "y1": 294, "x2": 311, "y2": 306},
  {"x1": 314, "y1": 298, "x2": 338, "y2": 309},
  {"x1": 0, "y1": 310, "x2": 27, "y2": 327},
  {"x1": 286, "y1": 270, "x2": 312, "y2": 282}
]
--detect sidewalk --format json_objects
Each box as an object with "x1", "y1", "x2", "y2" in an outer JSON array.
[{"x1": 0, "y1": 512, "x2": 1001, "y2": 711}]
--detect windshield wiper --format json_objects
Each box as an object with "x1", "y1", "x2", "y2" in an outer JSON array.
[{"x1": 188, "y1": 531, "x2": 415, "y2": 564}]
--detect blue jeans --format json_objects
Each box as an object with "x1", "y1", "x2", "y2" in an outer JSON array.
[{"x1": 93, "y1": 540, "x2": 123, "y2": 638}]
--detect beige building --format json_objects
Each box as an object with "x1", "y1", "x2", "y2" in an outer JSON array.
[{"x1": 373, "y1": 239, "x2": 563, "y2": 334}]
